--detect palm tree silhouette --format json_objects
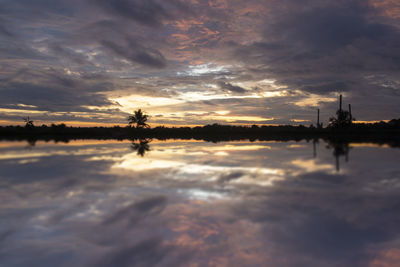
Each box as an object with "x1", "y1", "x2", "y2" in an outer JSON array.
[
  {"x1": 128, "y1": 109, "x2": 149, "y2": 128},
  {"x1": 23, "y1": 116, "x2": 34, "y2": 128}
]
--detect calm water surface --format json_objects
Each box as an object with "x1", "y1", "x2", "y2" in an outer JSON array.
[{"x1": 0, "y1": 140, "x2": 399, "y2": 266}]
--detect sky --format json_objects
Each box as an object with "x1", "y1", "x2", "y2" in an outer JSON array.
[{"x1": 0, "y1": 0, "x2": 399, "y2": 127}]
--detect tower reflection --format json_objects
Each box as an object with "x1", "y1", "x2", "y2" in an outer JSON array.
[{"x1": 326, "y1": 140, "x2": 351, "y2": 171}]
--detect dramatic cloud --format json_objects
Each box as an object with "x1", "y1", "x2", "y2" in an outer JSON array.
[
  {"x1": 230, "y1": 0, "x2": 400, "y2": 119},
  {"x1": 100, "y1": 38, "x2": 167, "y2": 68},
  {"x1": 0, "y1": 0, "x2": 399, "y2": 125},
  {"x1": 0, "y1": 68, "x2": 113, "y2": 109}
]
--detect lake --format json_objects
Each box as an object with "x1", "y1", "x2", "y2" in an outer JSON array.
[{"x1": 0, "y1": 139, "x2": 399, "y2": 266}]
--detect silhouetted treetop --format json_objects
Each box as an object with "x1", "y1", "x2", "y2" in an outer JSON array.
[
  {"x1": 128, "y1": 109, "x2": 149, "y2": 128},
  {"x1": 23, "y1": 117, "x2": 34, "y2": 128}
]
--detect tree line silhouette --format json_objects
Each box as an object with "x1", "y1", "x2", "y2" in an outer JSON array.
[
  {"x1": 1, "y1": 119, "x2": 399, "y2": 145},
  {"x1": 1, "y1": 94, "x2": 399, "y2": 144}
]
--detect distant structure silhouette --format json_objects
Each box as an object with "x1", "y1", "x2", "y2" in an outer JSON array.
[
  {"x1": 348, "y1": 104, "x2": 352, "y2": 122},
  {"x1": 128, "y1": 109, "x2": 149, "y2": 128},
  {"x1": 329, "y1": 95, "x2": 354, "y2": 128},
  {"x1": 316, "y1": 109, "x2": 323, "y2": 128}
]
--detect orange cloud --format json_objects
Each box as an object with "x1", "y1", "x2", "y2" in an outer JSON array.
[
  {"x1": 162, "y1": 200, "x2": 270, "y2": 266},
  {"x1": 370, "y1": 0, "x2": 400, "y2": 18},
  {"x1": 370, "y1": 248, "x2": 400, "y2": 267}
]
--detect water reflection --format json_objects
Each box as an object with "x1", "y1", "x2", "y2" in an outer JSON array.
[
  {"x1": 131, "y1": 139, "x2": 152, "y2": 157},
  {"x1": 0, "y1": 140, "x2": 399, "y2": 266},
  {"x1": 326, "y1": 140, "x2": 351, "y2": 171},
  {"x1": 25, "y1": 139, "x2": 36, "y2": 149}
]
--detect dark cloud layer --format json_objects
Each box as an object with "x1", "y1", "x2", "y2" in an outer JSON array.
[
  {"x1": 100, "y1": 38, "x2": 167, "y2": 68},
  {"x1": 0, "y1": 68, "x2": 113, "y2": 111},
  {"x1": 233, "y1": 0, "x2": 400, "y2": 95},
  {"x1": 94, "y1": 0, "x2": 171, "y2": 27},
  {"x1": 218, "y1": 81, "x2": 247, "y2": 93}
]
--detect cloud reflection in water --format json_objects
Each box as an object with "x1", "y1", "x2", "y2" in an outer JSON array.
[{"x1": 0, "y1": 140, "x2": 399, "y2": 266}]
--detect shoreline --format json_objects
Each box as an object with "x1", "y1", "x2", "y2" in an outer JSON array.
[{"x1": 1, "y1": 124, "x2": 399, "y2": 146}]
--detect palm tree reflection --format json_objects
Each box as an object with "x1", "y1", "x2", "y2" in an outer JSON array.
[
  {"x1": 131, "y1": 139, "x2": 151, "y2": 157},
  {"x1": 25, "y1": 139, "x2": 36, "y2": 149}
]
